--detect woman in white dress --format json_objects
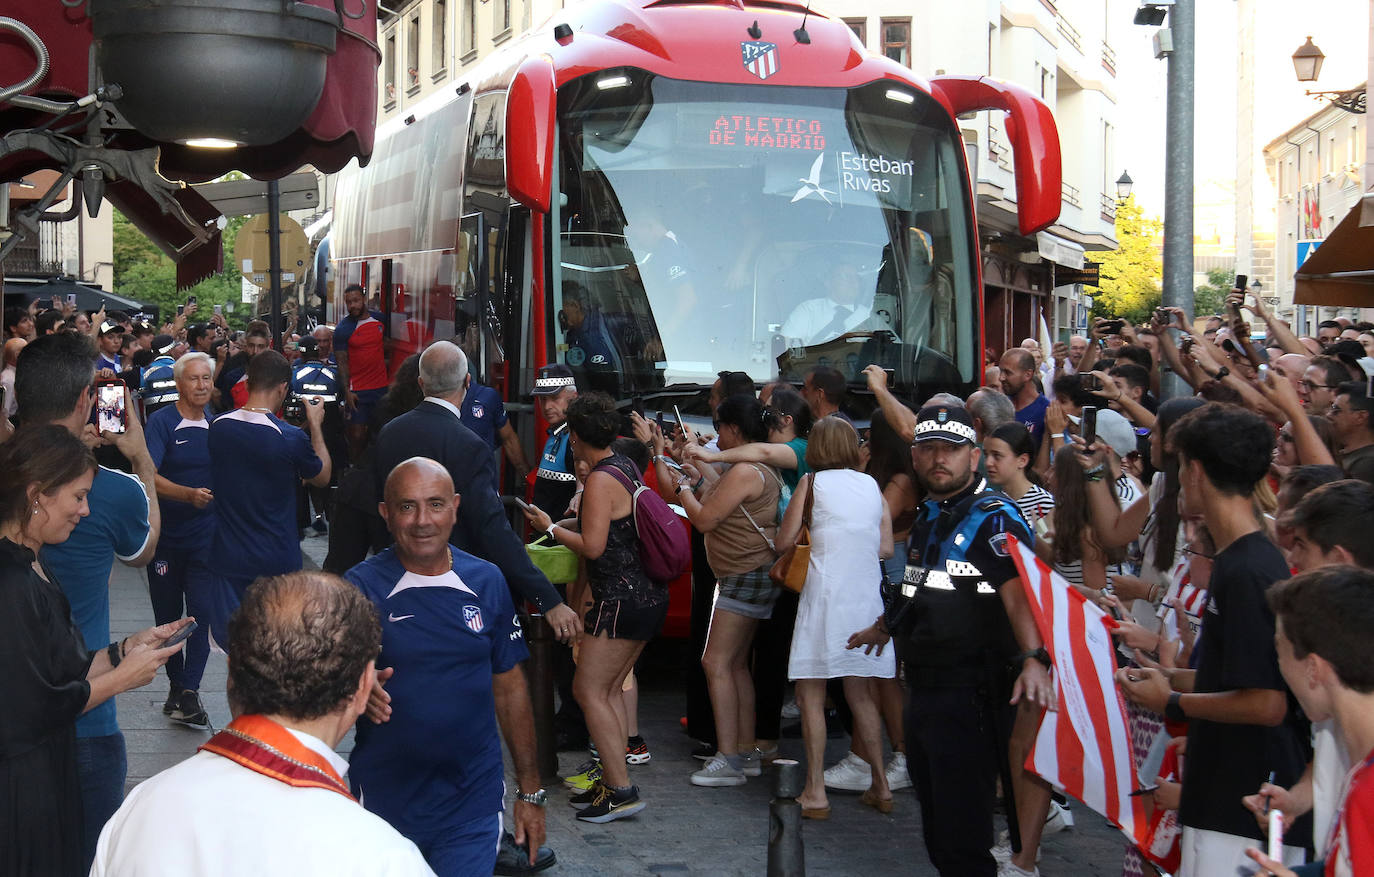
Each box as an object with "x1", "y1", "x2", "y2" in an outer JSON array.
[{"x1": 778, "y1": 416, "x2": 894, "y2": 818}]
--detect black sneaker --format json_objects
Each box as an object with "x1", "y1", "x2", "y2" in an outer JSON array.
[
  {"x1": 162, "y1": 688, "x2": 179, "y2": 716},
  {"x1": 691, "y1": 742, "x2": 717, "y2": 761},
  {"x1": 171, "y1": 689, "x2": 209, "y2": 727},
  {"x1": 568, "y1": 781, "x2": 605, "y2": 810},
  {"x1": 575, "y1": 784, "x2": 645, "y2": 823},
  {"x1": 311, "y1": 515, "x2": 329, "y2": 535},
  {"x1": 492, "y1": 829, "x2": 556, "y2": 875}
]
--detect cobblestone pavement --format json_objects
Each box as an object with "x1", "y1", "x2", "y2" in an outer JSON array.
[{"x1": 109, "y1": 533, "x2": 1132, "y2": 875}]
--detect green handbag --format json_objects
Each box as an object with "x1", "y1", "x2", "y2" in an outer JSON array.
[{"x1": 526, "y1": 533, "x2": 579, "y2": 584}]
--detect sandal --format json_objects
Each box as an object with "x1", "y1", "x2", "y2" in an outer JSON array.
[
  {"x1": 861, "y1": 788, "x2": 894, "y2": 814},
  {"x1": 801, "y1": 805, "x2": 831, "y2": 820}
]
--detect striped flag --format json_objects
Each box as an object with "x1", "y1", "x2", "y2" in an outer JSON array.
[{"x1": 1006, "y1": 534, "x2": 1150, "y2": 849}]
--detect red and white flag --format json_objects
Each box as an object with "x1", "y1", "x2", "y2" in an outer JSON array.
[{"x1": 1006, "y1": 534, "x2": 1150, "y2": 849}]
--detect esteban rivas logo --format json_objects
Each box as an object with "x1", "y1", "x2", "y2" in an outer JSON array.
[
  {"x1": 792, "y1": 154, "x2": 835, "y2": 204},
  {"x1": 791, "y1": 150, "x2": 916, "y2": 204}
]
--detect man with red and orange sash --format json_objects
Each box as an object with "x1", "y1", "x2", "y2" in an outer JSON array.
[{"x1": 91, "y1": 572, "x2": 434, "y2": 877}]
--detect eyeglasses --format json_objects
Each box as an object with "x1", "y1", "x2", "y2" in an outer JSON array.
[
  {"x1": 1301, "y1": 381, "x2": 1337, "y2": 392},
  {"x1": 1329, "y1": 405, "x2": 1351, "y2": 416}
]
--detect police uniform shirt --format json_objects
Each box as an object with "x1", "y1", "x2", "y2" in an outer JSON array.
[
  {"x1": 290, "y1": 359, "x2": 340, "y2": 404},
  {"x1": 345, "y1": 546, "x2": 529, "y2": 839},
  {"x1": 208, "y1": 409, "x2": 323, "y2": 582},
  {"x1": 903, "y1": 478, "x2": 1031, "y2": 668},
  {"x1": 532, "y1": 421, "x2": 576, "y2": 515},
  {"x1": 459, "y1": 382, "x2": 508, "y2": 450},
  {"x1": 144, "y1": 403, "x2": 215, "y2": 552},
  {"x1": 140, "y1": 355, "x2": 179, "y2": 415}
]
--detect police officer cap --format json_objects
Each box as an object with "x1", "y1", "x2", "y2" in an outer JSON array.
[
  {"x1": 150, "y1": 334, "x2": 177, "y2": 356},
  {"x1": 912, "y1": 404, "x2": 976, "y2": 445},
  {"x1": 296, "y1": 335, "x2": 319, "y2": 356},
  {"x1": 533, "y1": 362, "x2": 578, "y2": 396}
]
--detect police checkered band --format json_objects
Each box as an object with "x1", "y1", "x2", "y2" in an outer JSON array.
[
  {"x1": 534, "y1": 376, "x2": 575, "y2": 390},
  {"x1": 912, "y1": 418, "x2": 977, "y2": 443},
  {"x1": 536, "y1": 467, "x2": 577, "y2": 482}
]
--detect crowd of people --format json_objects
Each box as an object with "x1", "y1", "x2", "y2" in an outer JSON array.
[{"x1": 4, "y1": 281, "x2": 1374, "y2": 877}]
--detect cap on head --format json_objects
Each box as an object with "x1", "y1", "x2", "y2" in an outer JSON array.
[
  {"x1": 533, "y1": 362, "x2": 577, "y2": 396},
  {"x1": 1094, "y1": 408, "x2": 1138, "y2": 458},
  {"x1": 912, "y1": 405, "x2": 977, "y2": 445},
  {"x1": 151, "y1": 334, "x2": 176, "y2": 356},
  {"x1": 99, "y1": 320, "x2": 123, "y2": 336}
]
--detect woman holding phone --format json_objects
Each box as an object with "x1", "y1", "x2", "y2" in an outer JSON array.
[{"x1": 0, "y1": 426, "x2": 190, "y2": 875}]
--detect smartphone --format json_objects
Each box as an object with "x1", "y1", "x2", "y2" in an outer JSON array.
[
  {"x1": 1081, "y1": 374, "x2": 1101, "y2": 391},
  {"x1": 660, "y1": 457, "x2": 685, "y2": 475},
  {"x1": 882, "y1": 368, "x2": 895, "y2": 387},
  {"x1": 161, "y1": 620, "x2": 198, "y2": 649},
  {"x1": 214, "y1": 304, "x2": 223, "y2": 315},
  {"x1": 95, "y1": 379, "x2": 127, "y2": 434},
  {"x1": 187, "y1": 295, "x2": 197, "y2": 306},
  {"x1": 67, "y1": 293, "x2": 77, "y2": 306},
  {"x1": 176, "y1": 305, "x2": 184, "y2": 316},
  {"x1": 674, "y1": 404, "x2": 693, "y2": 440},
  {"x1": 1153, "y1": 308, "x2": 1169, "y2": 325},
  {"x1": 1081, "y1": 405, "x2": 1098, "y2": 448},
  {"x1": 1234, "y1": 274, "x2": 1248, "y2": 294},
  {"x1": 512, "y1": 496, "x2": 533, "y2": 513},
  {"x1": 1258, "y1": 363, "x2": 1270, "y2": 381},
  {"x1": 1180, "y1": 337, "x2": 1194, "y2": 355},
  {"x1": 0, "y1": 385, "x2": 6, "y2": 414}
]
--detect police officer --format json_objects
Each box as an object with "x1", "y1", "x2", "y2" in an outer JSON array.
[
  {"x1": 140, "y1": 334, "x2": 181, "y2": 419},
  {"x1": 530, "y1": 363, "x2": 579, "y2": 517},
  {"x1": 290, "y1": 336, "x2": 345, "y2": 535},
  {"x1": 850, "y1": 404, "x2": 1054, "y2": 877}
]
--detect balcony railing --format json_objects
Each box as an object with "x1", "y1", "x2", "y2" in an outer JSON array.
[
  {"x1": 1101, "y1": 42, "x2": 1117, "y2": 76},
  {"x1": 1056, "y1": 15, "x2": 1082, "y2": 53},
  {"x1": 1100, "y1": 193, "x2": 1117, "y2": 221},
  {"x1": 1061, "y1": 181, "x2": 1081, "y2": 208},
  {"x1": 2, "y1": 225, "x2": 63, "y2": 276}
]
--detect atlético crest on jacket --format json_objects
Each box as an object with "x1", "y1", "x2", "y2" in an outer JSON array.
[
  {"x1": 741, "y1": 41, "x2": 778, "y2": 80},
  {"x1": 463, "y1": 604, "x2": 484, "y2": 633}
]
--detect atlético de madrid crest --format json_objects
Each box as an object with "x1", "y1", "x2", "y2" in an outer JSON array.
[
  {"x1": 463, "y1": 604, "x2": 485, "y2": 633},
  {"x1": 742, "y1": 41, "x2": 778, "y2": 80}
]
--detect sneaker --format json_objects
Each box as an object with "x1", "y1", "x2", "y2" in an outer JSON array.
[
  {"x1": 738, "y1": 749, "x2": 762, "y2": 777},
  {"x1": 781, "y1": 698, "x2": 801, "y2": 720},
  {"x1": 563, "y1": 759, "x2": 602, "y2": 792},
  {"x1": 170, "y1": 689, "x2": 208, "y2": 727},
  {"x1": 492, "y1": 828, "x2": 557, "y2": 874},
  {"x1": 588, "y1": 741, "x2": 599, "y2": 761},
  {"x1": 568, "y1": 782, "x2": 605, "y2": 810},
  {"x1": 162, "y1": 687, "x2": 179, "y2": 716},
  {"x1": 576, "y1": 784, "x2": 646, "y2": 823},
  {"x1": 1044, "y1": 798, "x2": 1074, "y2": 833},
  {"x1": 310, "y1": 515, "x2": 328, "y2": 535},
  {"x1": 625, "y1": 737, "x2": 651, "y2": 765},
  {"x1": 691, "y1": 754, "x2": 746, "y2": 787},
  {"x1": 691, "y1": 742, "x2": 716, "y2": 761},
  {"x1": 997, "y1": 862, "x2": 1039, "y2": 877},
  {"x1": 885, "y1": 752, "x2": 912, "y2": 792},
  {"x1": 823, "y1": 751, "x2": 873, "y2": 792},
  {"x1": 991, "y1": 832, "x2": 1042, "y2": 865}
]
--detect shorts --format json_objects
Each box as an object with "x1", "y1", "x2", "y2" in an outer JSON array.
[
  {"x1": 348, "y1": 386, "x2": 386, "y2": 425},
  {"x1": 586, "y1": 597, "x2": 668, "y2": 641},
  {"x1": 714, "y1": 565, "x2": 779, "y2": 619}
]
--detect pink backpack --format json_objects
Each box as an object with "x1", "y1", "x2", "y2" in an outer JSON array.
[{"x1": 597, "y1": 461, "x2": 691, "y2": 586}]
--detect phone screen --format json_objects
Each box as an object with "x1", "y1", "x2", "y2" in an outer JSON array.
[
  {"x1": 161, "y1": 621, "x2": 198, "y2": 648},
  {"x1": 96, "y1": 382, "x2": 127, "y2": 434},
  {"x1": 214, "y1": 304, "x2": 223, "y2": 315},
  {"x1": 1080, "y1": 405, "x2": 1098, "y2": 447}
]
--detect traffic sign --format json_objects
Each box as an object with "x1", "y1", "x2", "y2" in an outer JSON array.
[{"x1": 235, "y1": 213, "x2": 310, "y2": 288}]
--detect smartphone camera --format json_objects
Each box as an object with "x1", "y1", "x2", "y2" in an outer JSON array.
[
  {"x1": 1080, "y1": 405, "x2": 1098, "y2": 449},
  {"x1": 1081, "y1": 374, "x2": 1101, "y2": 391},
  {"x1": 187, "y1": 295, "x2": 197, "y2": 306},
  {"x1": 283, "y1": 394, "x2": 306, "y2": 424},
  {"x1": 95, "y1": 381, "x2": 127, "y2": 434},
  {"x1": 882, "y1": 368, "x2": 895, "y2": 387}
]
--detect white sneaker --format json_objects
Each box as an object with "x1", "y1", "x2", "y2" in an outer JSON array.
[
  {"x1": 823, "y1": 751, "x2": 873, "y2": 792},
  {"x1": 1044, "y1": 799, "x2": 1074, "y2": 833},
  {"x1": 991, "y1": 832, "x2": 1041, "y2": 865},
  {"x1": 781, "y1": 699, "x2": 801, "y2": 720},
  {"x1": 738, "y1": 748, "x2": 763, "y2": 777},
  {"x1": 998, "y1": 862, "x2": 1039, "y2": 877},
  {"x1": 691, "y1": 754, "x2": 746, "y2": 787},
  {"x1": 884, "y1": 752, "x2": 912, "y2": 791}
]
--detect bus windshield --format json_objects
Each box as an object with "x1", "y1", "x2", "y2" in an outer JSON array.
[{"x1": 553, "y1": 72, "x2": 978, "y2": 406}]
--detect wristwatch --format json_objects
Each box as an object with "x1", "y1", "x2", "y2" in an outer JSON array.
[
  {"x1": 1165, "y1": 691, "x2": 1187, "y2": 723},
  {"x1": 515, "y1": 788, "x2": 547, "y2": 806},
  {"x1": 1211, "y1": 366, "x2": 1230, "y2": 381},
  {"x1": 1016, "y1": 647, "x2": 1052, "y2": 668}
]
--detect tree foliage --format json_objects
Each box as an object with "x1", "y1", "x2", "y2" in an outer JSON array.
[
  {"x1": 1089, "y1": 196, "x2": 1163, "y2": 324},
  {"x1": 1193, "y1": 267, "x2": 1234, "y2": 320},
  {"x1": 112, "y1": 210, "x2": 252, "y2": 330}
]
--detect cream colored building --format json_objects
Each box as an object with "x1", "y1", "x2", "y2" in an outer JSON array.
[
  {"x1": 375, "y1": 0, "x2": 1127, "y2": 347},
  {"x1": 5, "y1": 174, "x2": 113, "y2": 290}
]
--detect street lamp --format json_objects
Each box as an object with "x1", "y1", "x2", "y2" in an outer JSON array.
[
  {"x1": 1250, "y1": 278, "x2": 1262, "y2": 296},
  {"x1": 1115, "y1": 170, "x2": 1134, "y2": 200},
  {"x1": 1291, "y1": 36, "x2": 1325, "y2": 83}
]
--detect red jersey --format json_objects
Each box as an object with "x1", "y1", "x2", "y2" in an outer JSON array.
[
  {"x1": 1326, "y1": 749, "x2": 1374, "y2": 877},
  {"x1": 334, "y1": 310, "x2": 388, "y2": 392}
]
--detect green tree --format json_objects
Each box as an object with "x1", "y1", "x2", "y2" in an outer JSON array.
[
  {"x1": 112, "y1": 210, "x2": 252, "y2": 330},
  {"x1": 1193, "y1": 267, "x2": 1234, "y2": 319},
  {"x1": 1089, "y1": 195, "x2": 1163, "y2": 324}
]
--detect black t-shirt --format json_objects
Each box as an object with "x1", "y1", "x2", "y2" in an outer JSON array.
[
  {"x1": 902, "y1": 480, "x2": 1030, "y2": 669},
  {"x1": 1179, "y1": 531, "x2": 1312, "y2": 846}
]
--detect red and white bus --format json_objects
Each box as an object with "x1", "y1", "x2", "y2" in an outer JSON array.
[{"x1": 331, "y1": 0, "x2": 1062, "y2": 633}]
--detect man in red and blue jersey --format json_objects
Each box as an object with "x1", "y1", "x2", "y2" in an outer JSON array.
[{"x1": 334, "y1": 283, "x2": 389, "y2": 456}]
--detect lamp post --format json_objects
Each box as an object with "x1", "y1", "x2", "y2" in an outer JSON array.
[
  {"x1": 1115, "y1": 170, "x2": 1134, "y2": 201},
  {"x1": 1290, "y1": 36, "x2": 1367, "y2": 114}
]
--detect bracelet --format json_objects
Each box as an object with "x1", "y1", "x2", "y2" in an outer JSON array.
[
  {"x1": 1084, "y1": 464, "x2": 1107, "y2": 483},
  {"x1": 546, "y1": 525, "x2": 558, "y2": 541},
  {"x1": 1015, "y1": 647, "x2": 1052, "y2": 668},
  {"x1": 692, "y1": 477, "x2": 704, "y2": 493},
  {"x1": 1050, "y1": 433, "x2": 1065, "y2": 440},
  {"x1": 1165, "y1": 691, "x2": 1187, "y2": 723}
]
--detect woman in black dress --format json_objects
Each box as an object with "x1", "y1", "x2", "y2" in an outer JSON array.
[
  {"x1": 523, "y1": 393, "x2": 666, "y2": 823},
  {"x1": 0, "y1": 426, "x2": 190, "y2": 876}
]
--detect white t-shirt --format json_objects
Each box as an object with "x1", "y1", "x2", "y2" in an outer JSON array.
[{"x1": 92, "y1": 732, "x2": 435, "y2": 877}]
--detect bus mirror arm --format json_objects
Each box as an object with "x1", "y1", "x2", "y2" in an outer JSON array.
[{"x1": 927, "y1": 75, "x2": 1062, "y2": 237}]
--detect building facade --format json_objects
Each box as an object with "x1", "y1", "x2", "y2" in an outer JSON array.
[
  {"x1": 5, "y1": 172, "x2": 113, "y2": 291},
  {"x1": 374, "y1": 0, "x2": 1125, "y2": 350}
]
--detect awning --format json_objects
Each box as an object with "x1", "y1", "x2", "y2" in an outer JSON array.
[
  {"x1": 3, "y1": 276, "x2": 157, "y2": 319},
  {"x1": 1295, "y1": 192, "x2": 1374, "y2": 306},
  {"x1": 1037, "y1": 231, "x2": 1086, "y2": 270}
]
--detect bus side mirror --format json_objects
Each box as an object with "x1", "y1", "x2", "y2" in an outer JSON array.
[
  {"x1": 928, "y1": 76, "x2": 1062, "y2": 236},
  {"x1": 507, "y1": 57, "x2": 557, "y2": 213}
]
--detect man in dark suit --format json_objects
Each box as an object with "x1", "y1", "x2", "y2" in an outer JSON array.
[{"x1": 374, "y1": 340, "x2": 581, "y2": 645}]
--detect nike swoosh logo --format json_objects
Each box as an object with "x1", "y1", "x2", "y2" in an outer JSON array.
[
  {"x1": 175, "y1": 439, "x2": 189, "y2": 445},
  {"x1": 388, "y1": 613, "x2": 414, "y2": 622}
]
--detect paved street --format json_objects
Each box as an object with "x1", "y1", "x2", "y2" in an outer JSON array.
[{"x1": 109, "y1": 533, "x2": 1131, "y2": 875}]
